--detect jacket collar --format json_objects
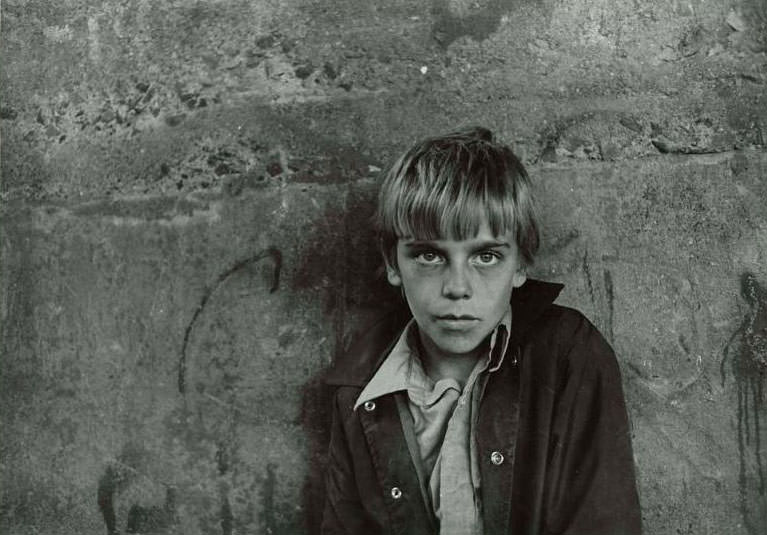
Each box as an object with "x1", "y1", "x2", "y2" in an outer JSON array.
[{"x1": 325, "y1": 279, "x2": 564, "y2": 387}]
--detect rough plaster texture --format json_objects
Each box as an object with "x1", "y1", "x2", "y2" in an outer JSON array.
[{"x1": 1, "y1": 1, "x2": 766, "y2": 534}]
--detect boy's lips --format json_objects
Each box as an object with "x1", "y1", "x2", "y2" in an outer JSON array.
[
  {"x1": 435, "y1": 313, "x2": 480, "y2": 320},
  {"x1": 434, "y1": 314, "x2": 480, "y2": 329}
]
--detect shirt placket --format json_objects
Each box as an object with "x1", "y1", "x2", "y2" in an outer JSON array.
[{"x1": 436, "y1": 360, "x2": 486, "y2": 535}]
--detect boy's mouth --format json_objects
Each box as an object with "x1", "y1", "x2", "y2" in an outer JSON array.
[
  {"x1": 434, "y1": 314, "x2": 480, "y2": 329},
  {"x1": 437, "y1": 314, "x2": 479, "y2": 320}
]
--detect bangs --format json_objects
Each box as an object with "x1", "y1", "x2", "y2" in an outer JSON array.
[
  {"x1": 384, "y1": 141, "x2": 521, "y2": 240},
  {"x1": 389, "y1": 167, "x2": 517, "y2": 241}
]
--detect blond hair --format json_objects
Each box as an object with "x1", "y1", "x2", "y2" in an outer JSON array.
[{"x1": 375, "y1": 126, "x2": 539, "y2": 266}]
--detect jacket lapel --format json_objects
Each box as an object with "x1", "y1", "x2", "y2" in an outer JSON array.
[
  {"x1": 358, "y1": 393, "x2": 435, "y2": 535},
  {"x1": 477, "y1": 348, "x2": 521, "y2": 535}
]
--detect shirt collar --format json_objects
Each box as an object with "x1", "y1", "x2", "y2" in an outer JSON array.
[
  {"x1": 352, "y1": 319, "x2": 418, "y2": 410},
  {"x1": 353, "y1": 306, "x2": 512, "y2": 410}
]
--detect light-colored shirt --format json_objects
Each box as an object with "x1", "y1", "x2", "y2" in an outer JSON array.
[{"x1": 354, "y1": 308, "x2": 511, "y2": 534}]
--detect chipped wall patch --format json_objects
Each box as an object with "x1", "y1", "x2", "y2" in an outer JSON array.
[{"x1": 43, "y1": 25, "x2": 73, "y2": 43}]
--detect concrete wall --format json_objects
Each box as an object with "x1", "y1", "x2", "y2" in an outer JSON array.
[{"x1": 1, "y1": 1, "x2": 766, "y2": 534}]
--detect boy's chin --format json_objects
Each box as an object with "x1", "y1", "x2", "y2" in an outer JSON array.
[{"x1": 428, "y1": 333, "x2": 487, "y2": 359}]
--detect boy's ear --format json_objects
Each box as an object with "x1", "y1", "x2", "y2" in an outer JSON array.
[
  {"x1": 386, "y1": 265, "x2": 402, "y2": 287},
  {"x1": 511, "y1": 268, "x2": 527, "y2": 289}
]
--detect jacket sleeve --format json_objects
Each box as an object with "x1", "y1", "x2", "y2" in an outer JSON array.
[
  {"x1": 321, "y1": 389, "x2": 378, "y2": 535},
  {"x1": 543, "y1": 315, "x2": 642, "y2": 535}
]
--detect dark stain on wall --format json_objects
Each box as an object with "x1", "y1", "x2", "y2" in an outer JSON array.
[
  {"x1": 289, "y1": 147, "x2": 378, "y2": 185},
  {"x1": 721, "y1": 272, "x2": 767, "y2": 534},
  {"x1": 581, "y1": 250, "x2": 615, "y2": 341},
  {"x1": 0, "y1": 218, "x2": 43, "y2": 405},
  {"x1": 604, "y1": 269, "x2": 615, "y2": 342},
  {"x1": 97, "y1": 467, "x2": 120, "y2": 535},
  {"x1": 220, "y1": 491, "x2": 233, "y2": 535},
  {"x1": 431, "y1": 0, "x2": 525, "y2": 48},
  {"x1": 125, "y1": 487, "x2": 177, "y2": 534},
  {"x1": 216, "y1": 439, "x2": 234, "y2": 535},
  {"x1": 178, "y1": 247, "x2": 282, "y2": 393},
  {"x1": 582, "y1": 250, "x2": 596, "y2": 305},
  {"x1": 216, "y1": 441, "x2": 231, "y2": 476},
  {"x1": 260, "y1": 463, "x2": 277, "y2": 533}
]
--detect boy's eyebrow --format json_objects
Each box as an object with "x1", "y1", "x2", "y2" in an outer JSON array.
[
  {"x1": 402, "y1": 239, "x2": 512, "y2": 249},
  {"x1": 475, "y1": 240, "x2": 512, "y2": 249}
]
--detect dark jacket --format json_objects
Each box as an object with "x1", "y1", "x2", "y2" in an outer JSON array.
[{"x1": 322, "y1": 280, "x2": 641, "y2": 535}]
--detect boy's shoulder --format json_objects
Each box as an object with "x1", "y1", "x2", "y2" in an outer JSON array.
[
  {"x1": 522, "y1": 301, "x2": 624, "y2": 389},
  {"x1": 526, "y1": 302, "x2": 598, "y2": 342},
  {"x1": 325, "y1": 306, "x2": 410, "y2": 389},
  {"x1": 325, "y1": 279, "x2": 571, "y2": 388}
]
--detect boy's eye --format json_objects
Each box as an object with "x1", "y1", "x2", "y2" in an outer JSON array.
[
  {"x1": 473, "y1": 251, "x2": 501, "y2": 266},
  {"x1": 414, "y1": 251, "x2": 444, "y2": 265}
]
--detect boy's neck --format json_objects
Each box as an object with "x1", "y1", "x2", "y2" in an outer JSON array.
[{"x1": 416, "y1": 330, "x2": 485, "y2": 388}]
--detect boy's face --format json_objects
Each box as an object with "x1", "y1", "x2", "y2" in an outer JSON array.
[{"x1": 387, "y1": 220, "x2": 527, "y2": 360}]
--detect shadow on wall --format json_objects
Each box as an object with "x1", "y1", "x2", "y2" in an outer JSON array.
[
  {"x1": 294, "y1": 188, "x2": 404, "y2": 533},
  {"x1": 298, "y1": 369, "x2": 334, "y2": 533}
]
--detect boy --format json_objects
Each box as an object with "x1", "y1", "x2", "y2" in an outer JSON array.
[{"x1": 322, "y1": 127, "x2": 641, "y2": 534}]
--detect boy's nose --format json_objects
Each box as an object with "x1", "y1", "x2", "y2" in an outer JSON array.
[{"x1": 442, "y1": 264, "x2": 472, "y2": 299}]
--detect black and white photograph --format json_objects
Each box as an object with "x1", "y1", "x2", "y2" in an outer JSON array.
[{"x1": 1, "y1": 1, "x2": 766, "y2": 534}]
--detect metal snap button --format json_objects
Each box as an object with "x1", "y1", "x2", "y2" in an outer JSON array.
[
  {"x1": 363, "y1": 401, "x2": 376, "y2": 412},
  {"x1": 390, "y1": 487, "x2": 402, "y2": 499},
  {"x1": 490, "y1": 451, "x2": 504, "y2": 465}
]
